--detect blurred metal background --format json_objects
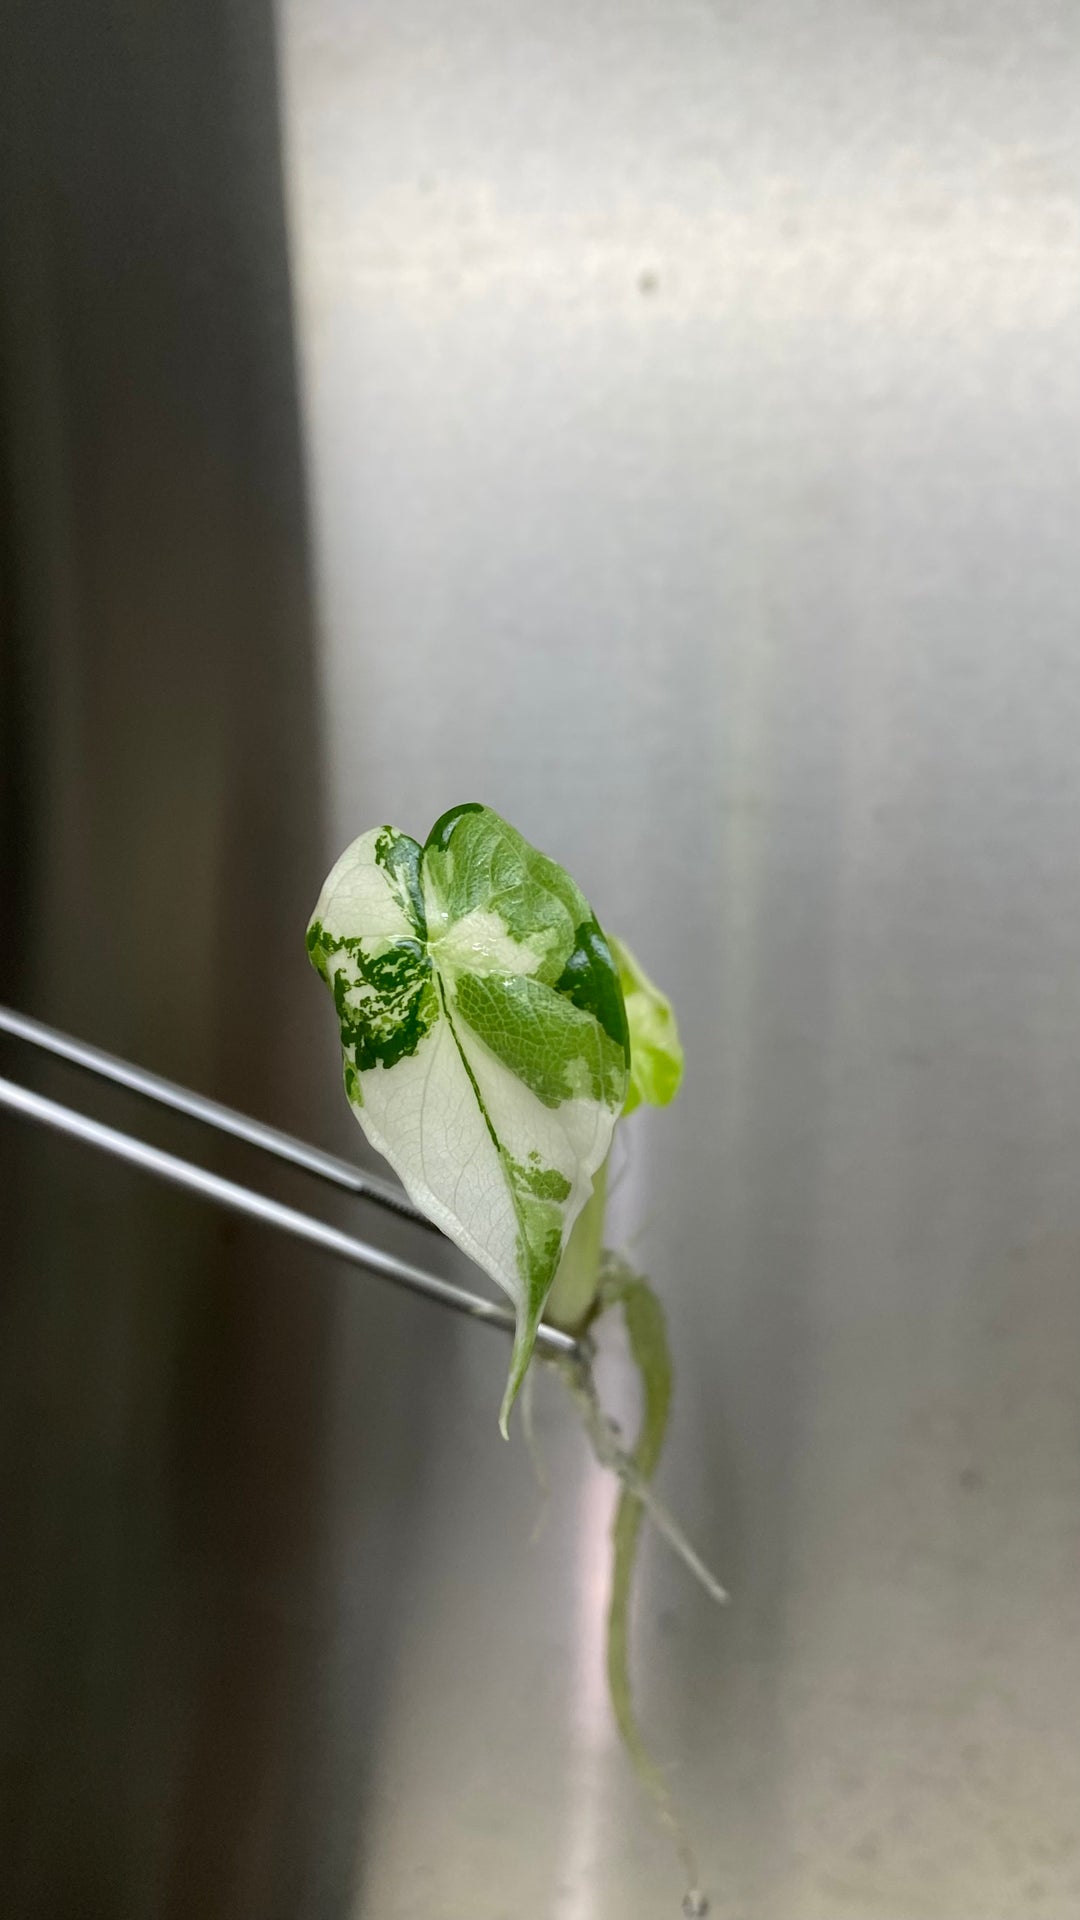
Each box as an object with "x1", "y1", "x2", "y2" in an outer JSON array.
[{"x1": 4, "y1": 1, "x2": 1080, "y2": 1915}]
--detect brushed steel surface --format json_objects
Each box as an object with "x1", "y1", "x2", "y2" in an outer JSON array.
[
  {"x1": 3, "y1": 2, "x2": 1080, "y2": 1917},
  {"x1": 278, "y1": 2, "x2": 1080, "y2": 1916}
]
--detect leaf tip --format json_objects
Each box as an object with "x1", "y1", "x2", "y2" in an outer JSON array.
[
  {"x1": 498, "y1": 1307, "x2": 541, "y2": 1438},
  {"x1": 498, "y1": 1359, "x2": 524, "y2": 1438}
]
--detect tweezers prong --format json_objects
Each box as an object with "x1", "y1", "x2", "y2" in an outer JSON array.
[
  {"x1": 0, "y1": 1004, "x2": 434, "y2": 1230},
  {"x1": 0, "y1": 1073, "x2": 578, "y2": 1359}
]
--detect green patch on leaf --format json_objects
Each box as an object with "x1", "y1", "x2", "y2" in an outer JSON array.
[
  {"x1": 424, "y1": 805, "x2": 601, "y2": 987},
  {"x1": 455, "y1": 970, "x2": 627, "y2": 1110},
  {"x1": 506, "y1": 1152, "x2": 572, "y2": 1204},
  {"x1": 374, "y1": 825, "x2": 427, "y2": 935},
  {"x1": 307, "y1": 922, "x2": 438, "y2": 1074}
]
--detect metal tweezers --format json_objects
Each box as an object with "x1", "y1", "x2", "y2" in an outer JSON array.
[{"x1": 0, "y1": 1004, "x2": 578, "y2": 1360}]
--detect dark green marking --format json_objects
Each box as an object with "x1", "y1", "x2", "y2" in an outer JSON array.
[
  {"x1": 555, "y1": 917, "x2": 631, "y2": 1062},
  {"x1": 374, "y1": 827, "x2": 427, "y2": 936},
  {"x1": 307, "y1": 922, "x2": 437, "y2": 1075},
  {"x1": 425, "y1": 801, "x2": 484, "y2": 853},
  {"x1": 306, "y1": 919, "x2": 330, "y2": 980}
]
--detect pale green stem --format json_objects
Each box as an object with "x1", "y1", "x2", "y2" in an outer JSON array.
[
  {"x1": 602, "y1": 1269, "x2": 701, "y2": 1895},
  {"x1": 549, "y1": 1331, "x2": 724, "y2": 1911},
  {"x1": 545, "y1": 1157, "x2": 609, "y2": 1331}
]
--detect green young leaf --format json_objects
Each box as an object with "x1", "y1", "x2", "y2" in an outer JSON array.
[
  {"x1": 609, "y1": 933, "x2": 684, "y2": 1116},
  {"x1": 307, "y1": 805, "x2": 630, "y2": 1432}
]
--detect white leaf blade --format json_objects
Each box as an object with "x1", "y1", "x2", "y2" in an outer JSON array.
[
  {"x1": 310, "y1": 827, "x2": 419, "y2": 945},
  {"x1": 351, "y1": 1009, "x2": 520, "y2": 1294}
]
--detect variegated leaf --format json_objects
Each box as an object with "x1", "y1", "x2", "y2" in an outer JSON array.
[{"x1": 308, "y1": 804, "x2": 629, "y2": 1431}]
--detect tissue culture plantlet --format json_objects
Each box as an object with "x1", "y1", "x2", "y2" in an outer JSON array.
[{"x1": 309, "y1": 803, "x2": 720, "y2": 1910}]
